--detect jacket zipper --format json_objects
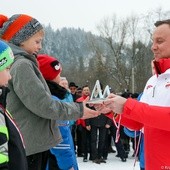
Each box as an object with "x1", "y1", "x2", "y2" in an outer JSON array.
[{"x1": 152, "y1": 86, "x2": 156, "y2": 97}]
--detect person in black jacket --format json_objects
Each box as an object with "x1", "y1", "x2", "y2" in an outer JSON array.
[
  {"x1": 109, "y1": 123, "x2": 127, "y2": 162},
  {"x1": 86, "y1": 114, "x2": 112, "y2": 164}
]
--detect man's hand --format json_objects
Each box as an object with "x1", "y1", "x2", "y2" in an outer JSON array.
[
  {"x1": 89, "y1": 93, "x2": 127, "y2": 114},
  {"x1": 86, "y1": 125, "x2": 91, "y2": 131},
  {"x1": 81, "y1": 97, "x2": 100, "y2": 119},
  {"x1": 88, "y1": 100, "x2": 112, "y2": 114},
  {"x1": 105, "y1": 124, "x2": 110, "y2": 128},
  {"x1": 103, "y1": 93, "x2": 127, "y2": 114},
  {"x1": 93, "y1": 103, "x2": 112, "y2": 114}
]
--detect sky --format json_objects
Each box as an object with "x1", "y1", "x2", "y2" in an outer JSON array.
[{"x1": 1, "y1": 0, "x2": 170, "y2": 33}]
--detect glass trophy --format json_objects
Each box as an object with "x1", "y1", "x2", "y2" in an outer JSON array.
[{"x1": 87, "y1": 80, "x2": 110, "y2": 104}]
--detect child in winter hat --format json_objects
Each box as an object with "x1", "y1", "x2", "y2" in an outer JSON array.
[
  {"x1": 37, "y1": 54, "x2": 62, "y2": 81},
  {"x1": 0, "y1": 40, "x2": 28, "y2": 170},
  {"x1": 37, "y1": 54, "x2": 79, "y2": 170},
  {"x1": 0, "y1": 40, "x2": 14, "y2": 71},
  {"x1": 0, "y1": 14, "x2": 43, "y2": 46},
  {"x1": 0, "y1": 39, "x2": 14, "y2": 86}
]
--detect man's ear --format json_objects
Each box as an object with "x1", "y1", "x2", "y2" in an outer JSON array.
[{"x1": 20, "y1": 42, "x2": 24, "y2": 47}]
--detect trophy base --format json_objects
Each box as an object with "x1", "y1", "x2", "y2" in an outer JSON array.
[{"x1": 87, "y1": 98, "x2": 106, "y2": 104}]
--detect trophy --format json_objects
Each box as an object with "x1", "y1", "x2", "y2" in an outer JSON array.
[{"x1": 87, "y1": 80, "x2": 111, "y2": 104}]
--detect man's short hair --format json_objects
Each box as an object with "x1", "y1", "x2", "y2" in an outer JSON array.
[
  {"x1": 154, "y1": 19, "x2": 170, "y2": 27},
  {"x1": 69, "y1": 82, "x2": 78, "y2": 88}
]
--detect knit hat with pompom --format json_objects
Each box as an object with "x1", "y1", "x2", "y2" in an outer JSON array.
[
  {"x1": 0, "y1": 14, "x2": 43, "y2": 46},
  {"x1": 37, "y1": 54, "x2": 62, "y2": 81}
]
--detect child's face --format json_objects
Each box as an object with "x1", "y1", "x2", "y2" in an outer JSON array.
[
  {"x1": 59, "y1": 79, "x2": 69, "y2": 89},
  {"x1": 20, "y1": 30, "x2": 44, "y2": 55},
  {"x1": 0, "y1": 67, "x2": 12, "y2": 86},
  {"x1": 52, "y1": 73, "x2": 61, "y2": 84}
]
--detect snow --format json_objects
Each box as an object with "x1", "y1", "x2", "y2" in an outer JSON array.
[{"x1": 77, "y1": 148, "x2": 140, "y2": 170}]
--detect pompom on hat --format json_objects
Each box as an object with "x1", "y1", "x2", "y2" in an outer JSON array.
[
  {"x1": 0, "y1": 40, "x2": 14, "y2": 71},
  {"x1": 0, "y1": 15, "x2": 8, "y2": 28},
  {"x1": 37, "y1": 54, "x2": 62, "y2": 81},
  {"x1": 0, "y1": 14, "x2": 43, "y2": 46}
]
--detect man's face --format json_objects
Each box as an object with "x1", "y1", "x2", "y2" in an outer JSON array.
[
  {"x1": 151, "y1": 24, "x2": 170, "y2": 61},
  {"x1": 82, "y1": 87, "x2": 90, "y2": 96},
  {"x1": 69, "y1": 86, "x2": 77, "y2": 94}
]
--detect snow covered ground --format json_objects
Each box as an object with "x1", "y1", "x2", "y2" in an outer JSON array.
[{"x1": 77, "y1": 149, "x2": 140, "y2": 170}]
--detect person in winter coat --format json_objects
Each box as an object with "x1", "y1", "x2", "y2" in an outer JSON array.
[
  {"x1": 0, "y1": 14, "x2": 99, "y2": 170},
  {"x1": 60, "y1": 77, "x2": 76, "y2": 129},
  {"x1": 37, "y1": 54, "x2": 78, "y2": 170},
  {"x1": 124, "y1": 128, "x2": 144, "y2": 170},
  {"x1": 0, "y1": 40, "x2": 28, "y2": 170},
  {"x1": 93, "y1": 19, "x2": 170, "y2": 170},
  {"x1": 76, "y1": 85, "x2": 91, "y2": 162},
  {"x1": 86, "y1": 112, "x2": 112, "y2": 164},
  {"x1": 123, "y1": 93, "x2": 145, "y2": 170}
]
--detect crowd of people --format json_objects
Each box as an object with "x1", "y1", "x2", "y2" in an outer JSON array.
[
  {"x1": 68, "y1": 83, "x2": 141, "y2": 164},
  {"x1": 1, "y1": 13, "x2": 170, "y2": 170}
]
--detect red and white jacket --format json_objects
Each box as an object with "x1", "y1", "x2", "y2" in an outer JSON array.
[{"x1": 107, "y1": 58, "x2": 170, "y2": 170}]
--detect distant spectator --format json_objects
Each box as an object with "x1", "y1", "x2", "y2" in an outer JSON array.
[
  {"x1": 69, "y1": 82, "x2": 78, "y2": 101},
  {"x1": 76, "y1": 87, "x2": 82, "y2": 99},
  {"x1": 76, "y1": 85, "x2": 91, "y2": 162}
]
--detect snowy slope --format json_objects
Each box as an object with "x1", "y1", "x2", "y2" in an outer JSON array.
[{"x1": 77, "y1": 150, "x2": 140, "y2": 170}]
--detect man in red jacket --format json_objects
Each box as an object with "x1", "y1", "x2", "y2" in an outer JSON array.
[
  {"x1": 94, "y1": 19, "x2": 170, "y2": 170},
  {"x1": 76, "y1": 85, "x2": 91, "y2": 162}
]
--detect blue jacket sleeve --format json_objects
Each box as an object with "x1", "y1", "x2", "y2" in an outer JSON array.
[{"x1": 124, "y1": 127, "x2": 141, "y2": 138}]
